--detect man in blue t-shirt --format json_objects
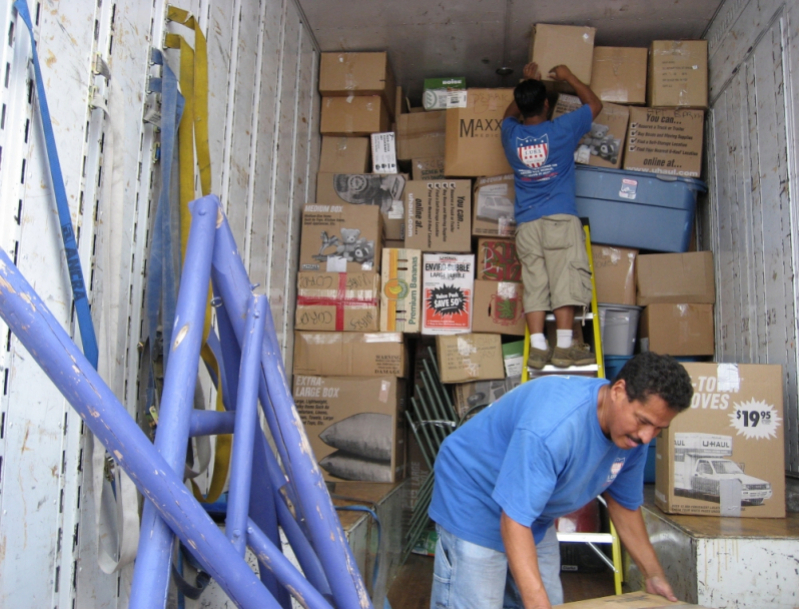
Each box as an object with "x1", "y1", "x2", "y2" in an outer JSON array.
[
  {"x1": 501, "y1": 63, "x2": 603, "y2": 369},
  {"x1": 428, "y1": 352, "x2": 694, "y2": 609}
]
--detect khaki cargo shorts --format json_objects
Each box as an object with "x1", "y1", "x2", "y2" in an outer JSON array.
[{"x1": 515, "y1": 214, "x2": 592, "y2": 312}]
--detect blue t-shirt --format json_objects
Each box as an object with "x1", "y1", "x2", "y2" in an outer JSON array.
[
  {"x1": 501, "y1": 104, "x2": 592, "y2": 225},
  {"x1": 428, "y1": 376, "x2": 647, "y2": 552}
]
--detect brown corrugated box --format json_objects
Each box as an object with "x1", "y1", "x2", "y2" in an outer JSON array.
[
  {"x1": 639, "y1": 303, "x2": 714, "y2": 356},
  {"x1": 590, "y1": 47, "x2": 648, "y2": 105},
  {"x1": 319, "y1": 52, "x2": 397, "y2": 118},
  {"x1": 293, "y1": 332, "x2": 406, "y2": 377},
  {"x1": 411, "y1": 157, "x2": 445, "y2": 180},
  {"x1": 404, "y1": 180, "x2": 472, "y2": 252},
  {"x1": 623, "y1": 107, "x2": 704, "y2": 178},
  {"x1": 293, "y1": 375, "x2": 406, "y2": 483},
  {"x1": 656, "y1": 363, "x2": 785, "y2": 518},
  {"x1": 452, "y1": 376, "x2": 521, "y2": 419},
  {"x1": 552, "y1": 95, "x2": 629, "y2": 169},
  {"x1": 320, "y1": 96, "x2": 390, "y2": 136},
  {"x1": 396, "y1": 111, "x2": 446, "y2": 160},
  {"x1": 472, "y1": 175, "x2": 516, "y2": 237},
  {"x1": 560, "y1": 591, "x2": 711, "y2": 608},
  {"x1": 295, "y1": 271, "x2": 380, "y2": 332},
  {"x1": 592, "y1": 245, "x2": 638, "y2": 306},
  {"x1": 648, "y1": 40, "x2": 708, "y2": 109},
  {"x1": 636, "y1": 252, "x2": 715, "y2": 306},
  {"x1": 529, "y1": 24, "x2": 596, "y2": 88},
  {"x1": 471, "y1": 280, "x2": 526, "y2": 336},
  {"x1": 435, "y1": 333, "x2": 505, "y2": 384},
  {"x1": 319, "y1": 136, "x2": 371, "y2": 174},
  {"x1": 444, "y1": 88, "x2": 514, "y2": 177}
]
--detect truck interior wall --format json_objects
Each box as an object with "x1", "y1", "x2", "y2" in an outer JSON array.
[
  {"x1": 703, "y1": 0, "x2": 799, "y2": 476},
  {"x1": 0, "y1": 0, "x2": 319, "y2": 606}
]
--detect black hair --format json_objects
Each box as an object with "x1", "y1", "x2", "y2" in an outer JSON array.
[
  {"x1": 614, "y1": 352, "x2": 693, "y2": 412},
  {"x1": 514, "y1": 79, "x2": 548, "y2": 119}
]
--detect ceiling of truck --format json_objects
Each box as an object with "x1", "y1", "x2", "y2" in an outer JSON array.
[{"x1": 298, "y1": 0, "x2": 723, "y2": 103}]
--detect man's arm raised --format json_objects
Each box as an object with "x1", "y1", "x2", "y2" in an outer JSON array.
[{"x1": 549, "y1": 65, "x2": 603, "y2": 119}]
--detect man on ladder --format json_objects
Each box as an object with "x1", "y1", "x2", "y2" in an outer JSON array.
[{"x1": 501, "y1": 62, "x2": 602, "y2": 369}]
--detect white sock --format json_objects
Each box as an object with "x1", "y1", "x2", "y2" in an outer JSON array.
[
  {"x1": 556, "y1": 329, "x2": 573, "y2": 349},
  {"x1": 531, "y1": 333, "x2": 547, "y2": 351}
]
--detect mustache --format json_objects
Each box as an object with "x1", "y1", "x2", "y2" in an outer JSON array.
[{"x1": 628, "y1": 436, "x2": 644, "y2": 445}]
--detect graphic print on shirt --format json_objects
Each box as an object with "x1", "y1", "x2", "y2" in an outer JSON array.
[
  {"x1": 517, "y1": 134, "x2": 550, "y2": 168},
  {"x1": 604, "y1": 457, "x2": 626, "y2": 486}
]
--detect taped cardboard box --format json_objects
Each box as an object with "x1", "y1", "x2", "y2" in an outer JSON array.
[
  {"x1": 560, "y1": 591, "x2": 711, "y2": 608},
  {"x1": 471, "y1": 280, "x2": 526, "y2": 336},
  {"x1": 590, "y1": 47, "x2": 648, "y2": 105},
  {"x1": 320, "y1": 96, "x2": 390, "y2": 136},
  {"x1": 591, "y1": 245, "x2": 638, "y2": 306},
  {"x1": 293, "y1": 332, "x2": 406, "y2": 377},
  {"x1": 319, "y1": 136, "x2": 371, "y2": 174},
  {"x1": 411, "y1": 157, "x2": 445, "y2": 180},
  {"x1": 636, "y1": 252, "x2": 715, "y2": 306},
  {"x1": 656, "y1": 362, "x2": 785, "y2": 518},
  {"x1": 319, "y1": 52, "x2": 397, "y2": 118},
  {"x1": 295, "y1": 271, "x2": 380, "y2": 332},
  {"x1": 529, "y1": 24, "x2": 596, "y2": 88},
  {"x1": 435, "y1": 333, "x2": 505, "y2": 384},
  {"x1": 452, "y1": 376, "x2": 521, "y2": 419},
  {"x1": 396, "y1": 111, "x2": 446, "y2": 160},
  {"x1": 422, "y1": 253, "x2": 474, "y2": 335},
  {"x1": 299, "y1": 203, "x2": 382, "y2": 274},
  {"x1": 405, "y1": 180, "x2": 472, "y2": 252},
  {"x1": 472, "y1": 175, "x2": 516, "y2": 237},
  {"x1": 476, "y1": 238, "x2": 522, "y2": 282},
  {"x1": 639, "y1": 303, "x2": 714, "y2": 356},
  {"x1": 552, "y1": 95, "x2": 629, "y2": 169},
  {"x1": 444, "y1": 88, "x2": 514, "y2": 177},
  {"x1": 293, "y1": 375, "x2": 406, "y2": 483},
  {"x1": 624, "y1": 107, "x2": 704, "y2": 178},
  {"x1": 380, "y1": 248, "x2": 422, "y2": 333},
  {"x1": 648, "y1": 40, "x2": 708, "y2": 109}
]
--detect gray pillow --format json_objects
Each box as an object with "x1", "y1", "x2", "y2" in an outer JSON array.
[
  {"x1": 320, "y1": 451, "x2": 392, "y2": 482},
  {"x1": 318, "y1": 412, "x2": 392, "y2": 461}
]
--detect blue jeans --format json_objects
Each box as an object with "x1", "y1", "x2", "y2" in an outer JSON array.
[{"x1": 430, "y1": 524, "x2": 563, "y2": 609}]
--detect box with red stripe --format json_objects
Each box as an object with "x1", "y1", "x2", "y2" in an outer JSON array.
[{"x1": 295, "y1": 271, "x2": 380, "y2": 332}]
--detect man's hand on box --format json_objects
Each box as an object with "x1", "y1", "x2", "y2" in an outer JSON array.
[
  {"x1": 548, "y1": 65, "x2": 574, "y2": 82},
  {"x1": 523, "y1": 62, "x2": 542, "y2": 80},
  {"x1": 645, "y1": 574, "x2": 678, "y2": 603}
]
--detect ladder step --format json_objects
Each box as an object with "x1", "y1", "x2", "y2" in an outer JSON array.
[
  {"x1": 544, "y1": 312, "x2": 594, "y2": 322},
  {"x1": 556, "y1": 532, "x2": 614, "y2": 544},
  {"x1": 532, "y1": 363, "x2": 599, "y2": 374}
]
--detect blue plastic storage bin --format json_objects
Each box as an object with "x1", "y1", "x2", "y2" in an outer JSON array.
[
  {"x1": 574, "y1": 166, "x2": 706, "y2": 252},
  {"x1": 603, "y1": 354, "x2": 632, "y2": 381},
  {"x1": 644, "y1": 440, "x2": 656, "y2": 484}
]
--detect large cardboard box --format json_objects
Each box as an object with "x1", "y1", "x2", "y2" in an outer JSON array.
[
  {"x1": 293, "y1": 332, "x2": 407, "y2": 377},
  {"x1": 590, "y1": 47, "x2": 648, "y2": 105},
  {"x1": 422, "y1": 253, "x2": 474, "y2": 335},
  {"x1": 319, "y1": 136, "x2": 371, "y2": 174},
  {"x1": 319, "y1": 52, "x2": 397, "y2": 118},
  {"x1": 636, "y1": 252, "x2": 715, "y2": 306},
  {"x1": 315, "y1": 172, "x2": 406, "y2": 240},
  {"x1": 320, "y1": 96, "x2": 390, "y2": 136},
  {"x1": 452, "y1": 376, "x2": 521, "y2": 419},
  {"x1": 560, "y1": 591, "x2": 711, "y2": 608},
  {"x1": 411, "y1": 157, "x2": 445, "y2": 181},
  {"x1": 396, "y1": 111, "x2": 446, "y2": 160},
  {"x1": 299, "y1": 203, "x2": 382, "y2": 273},
  {"x1": 295, "y1": 271, "x2": 380, "y2": 332},
  {"x1": 472, "y1": 175, "x2": 516, "y2": 237},
  {"x1": 471, "y1": 280, "x2": 526, "y2": 336},
  {"x1": 552, "y1": 95, "x2": 629, "y2": 169},
  {"x1": 380, "y1": 248, "x2": 422, "y2": 333},
  {"x1": 435, "y1": 333, "x2": 505, "y2": 384},
  {"x1": 592, "y1": 245, "x2": 638, "y2": 306},
  {"x1": 293, "y1": 375, "x2": 406, "y2": 483},
  {"x1": 476, "y1": 238, "x2": 522, "y2": 282},
  {"x1": 405, "y1": 180, "x2": 472, "y2": 252},
  {"x1": 639, "y1": 303, "x2": 714, "y2": 356},
  {"x1": 656, "y1": 363, "x2": 785, "y2": 518},
  {"x1": 529, "y1": 24, "x2": 596, "y2": 87},
  {"x1": 624, "y1": 107, "x2": 705, "y2": 178},
  {"x1": 444, "y1": 88, "x2": 514, "y2": 177},
  {"x1": 648, "y1": 40, "x2": 708, "y2": 109}
]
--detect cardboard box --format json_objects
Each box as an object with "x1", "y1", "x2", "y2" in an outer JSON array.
[
  {"x1": 529, "y1": 24, "x2": 596, "y2": 87},
  {"x1": 472, "y1": 175, "x2": 516, "y2": 237},
  {"x1": 320, "y1": 96, "x2": 390, "y2": 136},
  {"x1": 422, "y1": 77, "x2": 467, "y2": 110},
  {"x1": 590, "y1": 47, "x2": 648, "y2": 105},
  {"x1": 371, "y1": 132, "x2": 397, "y2": 174},
  {"x1": 293, "y1": 375, "x2": 406, "y2": 483},
  {"x1": 299, "y1": 203, "x2": 382, "y2": 273},
  {"x1": 471, "y1": 280, "x2": 526, "y2": 336},
  {"x1": 624, "y1": 107, "x2": 705, "y2": 178},
  {"x1": 295, "y1": 271, "x2": 380, "y2": 332},
  {"x1": 639, "y1": 303, "x2": 714, "y2": 356},
  {"x1": 592, "y1": 245, "x2": 638, "y2": 306},
  {"x1": 411, "y1": 157, "x2": 445, "y2": 181},
  {"x1": 396, "y1": 111, "x2": 446, "y2": 160},
  {"x1": 435, "y1": 333, "x2": 505, "y2": 384},
  {"x1": 444, "y1": 88, "x2": 514, "y2": 177},
  {"x1": 552, "y1": 95, "x2": 629, "y2": 169},
  {"x1": 502, "y1": 341, "x2": 525, "y2": 377},
  {"x1": 293, "y1": 332, "x2": 406, "y2": 377},
  {"x1": 384, "y1": 239, "x2": 404, "y2": 249},
  {"x1": 319, "y1": 136, "x2": 371, "y2": 174},
  {"x1": 380, "y1": 248, "x2": 422, "y2": 333},
  {"x1": 422, "y1": 253, "x2": 474, "y2": 334},
  {"x1": 405, "y1": 180, "x2": 472, "y2": 252},
  {"x1": 452, "y1": 376, "x2": 521, "y2": 418},
  {"x1": 636, "y1": 252, "x2": 715, "y2": 306},
  {"x1": 476, "y1": 238, "x2": 522, "y2": 282},
  {"x1": 315, "y1": 173, "x2": 406, "y2": 241},
  {"x1": 648, "y1": 40, "x2": 708, "y2": 109},
  {"x1": 560, "y1": 591, "x2": 711, "y2": 608},
  {"x1": 655, "y1": 363, "x2": 785, "y2": 518},
  {"x1": 319, "y1": 52, "x2": 397, "y2": 118}
]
